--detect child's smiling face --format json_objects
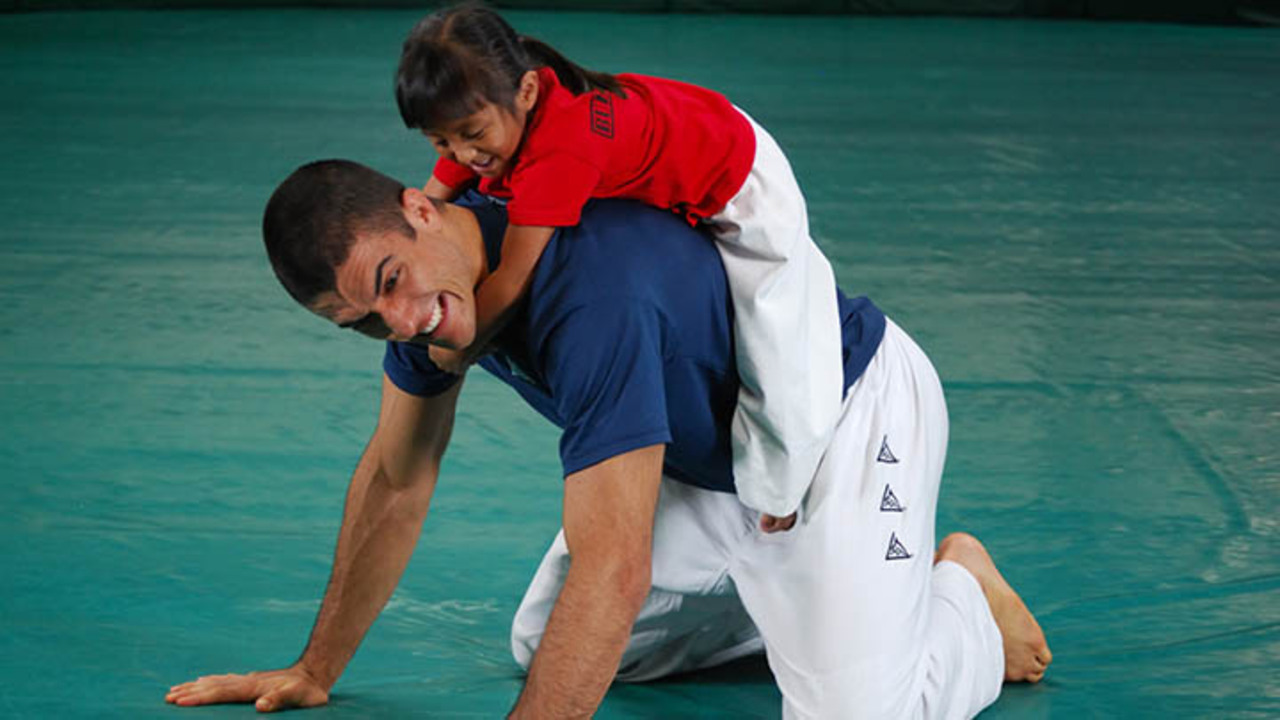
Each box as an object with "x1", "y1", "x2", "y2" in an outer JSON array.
[{"x1": 425, "y1": 70, "x2": 540, "y2": 180}]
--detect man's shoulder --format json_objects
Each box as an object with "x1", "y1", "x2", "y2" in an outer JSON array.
[
  {"x1": 539, "y1": 199, "x2": 722, "y2": 301},
  {"x1": 460, "y1": 193, "x2": 726, "y2": 344}
]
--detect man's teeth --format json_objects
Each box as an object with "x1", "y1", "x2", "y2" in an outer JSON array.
[{"x1": 422, "y1": 300, "x2": 443, "y2": 335}]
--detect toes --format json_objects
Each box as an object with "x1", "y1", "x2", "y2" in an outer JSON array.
[{"x1": 1007, "y1": 667, "x2": 1046, "y2": 684}]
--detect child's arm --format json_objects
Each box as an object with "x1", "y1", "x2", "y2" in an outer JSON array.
[
  {"x1": 429, "y1": 224, "x2": 556, "y2": 373},
  {"x1": 423, "y1": 175, "x2": 459, "y2": 202},
  {"x1": 477, "y1": 223, "x2": 556, "y2": 340}
]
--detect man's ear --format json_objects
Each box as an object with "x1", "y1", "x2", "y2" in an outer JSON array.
[
  {"x1": 516, "y1": 70, "x2": 540, "y2": 114},
  {"x1": 401, "y1": 186, "x2": 445, "y2": 233}
]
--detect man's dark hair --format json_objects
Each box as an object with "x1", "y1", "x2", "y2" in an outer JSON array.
[{"x1": 262, "y1": 160, "x2": 414, "y2": 307}]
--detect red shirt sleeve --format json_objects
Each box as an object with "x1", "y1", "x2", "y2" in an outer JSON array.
[
  {"x1": 433, "y1": 156, "x2": 477, "y2": 190},
  {"x1": 504, "y1": 152, "x2": 603, "y2": 227}
]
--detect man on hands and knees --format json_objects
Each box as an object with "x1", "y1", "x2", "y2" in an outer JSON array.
[{"x1": 165, "y1": 159, "x2": 1050, "y2": 718}]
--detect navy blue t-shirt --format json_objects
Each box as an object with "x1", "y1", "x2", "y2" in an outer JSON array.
[{"x1": 384, "y1": 193, "x2": 886, "y2": 494}]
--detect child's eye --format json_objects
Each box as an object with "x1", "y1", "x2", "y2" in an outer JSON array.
[{"x1": 462, "y1": 128, "x2": 485, "y2": 141}]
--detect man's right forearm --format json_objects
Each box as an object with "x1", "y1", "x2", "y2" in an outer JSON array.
[
  {"x1": 294, "y1": 442, "x2": 438, "y2": 689},
  {"x1": 163, "y1": 379, "x2": 455, "y2": 712}
]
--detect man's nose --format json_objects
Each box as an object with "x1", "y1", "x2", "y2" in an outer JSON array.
[{"x1": 380, "y1": 301, "x2": 420, "y2": 341}]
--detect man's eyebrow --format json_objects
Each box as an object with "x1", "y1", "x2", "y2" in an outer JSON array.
[{"x1": 374, "y1": 255, "x2": 392, "y2": 297}]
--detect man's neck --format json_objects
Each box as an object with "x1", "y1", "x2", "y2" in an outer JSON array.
[{"x1": 444, "y1": 202, "x2": 492, "y2": 291}]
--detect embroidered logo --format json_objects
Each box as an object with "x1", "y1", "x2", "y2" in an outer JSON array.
[
  {"x1": 877, "y1": 435, "x2": 899, "y2": 464},
  {"x1": 880, "y1": 484, "x2": 905, "y2": 512},
  {"x1": 886, "y1": 532, "x2": 912, "y2": 561},
  {"x1": 589, "y1": 93, "x2": 614, "y2": 138}
]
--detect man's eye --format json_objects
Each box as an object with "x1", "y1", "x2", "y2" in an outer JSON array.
[{"x1": 385, "y1": 271, "x2": 399, "y2": 293}]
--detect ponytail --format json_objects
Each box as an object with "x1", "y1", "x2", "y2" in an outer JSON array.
[{"x1": 518, "y1": 35, "x2": 625, "y2": 98}]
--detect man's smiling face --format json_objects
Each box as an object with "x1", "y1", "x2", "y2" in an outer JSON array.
[{"x1": 309, "y1": 188, "x2": 485, "y2": 350}]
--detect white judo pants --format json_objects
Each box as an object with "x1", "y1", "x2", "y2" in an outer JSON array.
[
  {"x1": 511, "y1": 321, "x2": 1005, "y2": 719},
  {"x1": 707, "y1": 110, "x2": 844, "y2": 518}
]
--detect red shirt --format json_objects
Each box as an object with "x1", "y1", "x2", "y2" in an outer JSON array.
[{"x1": 433, "y1": 67, "x2": 756, "y2": 227}]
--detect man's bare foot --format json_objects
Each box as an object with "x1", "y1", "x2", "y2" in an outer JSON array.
[{"x1": 936, "y1": 532, "x2": 1053, "y2": 683}]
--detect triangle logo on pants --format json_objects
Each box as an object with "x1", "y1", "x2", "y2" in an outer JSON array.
[
  {"x1": 881, "y1": 484, "x2": 905, "y2": 512},
  {"x1": 886, "y1": 532, "x2": 912, "y2": 561},
  {"x1": 877, "y1": 435, "x2": 899, "y2": 464}
]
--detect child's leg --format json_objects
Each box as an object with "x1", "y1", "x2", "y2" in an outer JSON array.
[
  {"x1": 709, "y1": 111, "x2": 844, "y2": 517},
  {"x1": 728, "y1": 320, "x2": 1004, "y2": 719}
]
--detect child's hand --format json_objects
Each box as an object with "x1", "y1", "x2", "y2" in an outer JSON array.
[
  {"x1": 760, "y1": 512, "x2": 797, "y2": 534},
  {"x1": 429, "y1": 345, "x2": 469, "y2": 375}
]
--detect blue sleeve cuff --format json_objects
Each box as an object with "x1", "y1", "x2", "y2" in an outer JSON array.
[
  {"x1": 561, "y1": 429, "x2": 672, "y2": 478},
  {"x1": 383, "y1": 341, "x2": 461, "y2": 397}
]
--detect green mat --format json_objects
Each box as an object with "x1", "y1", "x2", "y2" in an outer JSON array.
[{"x1": 1, "y1": 9, "x2": 1277, "y2": 717}]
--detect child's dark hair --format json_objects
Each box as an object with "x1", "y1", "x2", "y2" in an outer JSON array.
[{"x1": 396, "y1": 3, "x2": 623, "y2": 131}]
